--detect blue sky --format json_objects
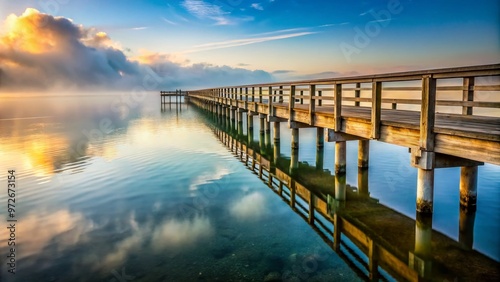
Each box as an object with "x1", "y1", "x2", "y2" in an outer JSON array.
[{"x1": 0, "y1": 0, "x2": 498, "y2": 89}]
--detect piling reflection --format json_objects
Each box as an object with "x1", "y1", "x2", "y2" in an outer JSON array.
[
  {"x1": 357, "y1": 168, "x2": 369, "y2": 197},
  {"x1": 459, "y1": 208, "x2": 476, "y2": 250},
  {"x1": 197, "y1": 107, "x2": 500, "y2": 282},
  {"x1": 316, "y1": 147, "x2": 324, "y2": 171}
]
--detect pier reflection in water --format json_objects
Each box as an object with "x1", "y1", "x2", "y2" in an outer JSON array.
[
  {"x1": 202, "y1": 106, "x2": 500, "y2": 282},
  {"x1": 3, "y1": 95, "x2": 369, "y2": 281}
]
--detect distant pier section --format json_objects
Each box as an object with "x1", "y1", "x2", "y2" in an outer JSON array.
[
  {"x1": 160, "y1": 89, "x2": 188, "y2": 104},
  {"x1": 179, "y1": 64, "x2": 500, "y2": 215}
]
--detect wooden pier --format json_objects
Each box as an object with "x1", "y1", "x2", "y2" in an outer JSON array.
[
  {"x1": 184, "y1": 64, "x2": 500, "y2": 215},
  {"x1": 160, "y1": 89, "x2": 188, "y2": 104}
]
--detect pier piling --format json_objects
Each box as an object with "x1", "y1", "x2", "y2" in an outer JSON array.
[
  {"x1": 335, "y1": 141, "x2": 347, "y2": 175},
  {"x1": 459, "y1": 166, "x2": 478, "y2": 211}
]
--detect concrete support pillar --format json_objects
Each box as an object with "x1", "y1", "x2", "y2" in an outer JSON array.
[
  {"x1": 358, "y1": 140, "x2": 370, "y2": 168},
  {"x1": 460, "y1": 166, "x2": 478, "y2": 211},
  {"x1": 317, "y1": 127, "x2": 324, "y2": 149},
  {"x1": 335, "y1": 141, "x2": 346, "y2": 175},
  {"x1": 273, "y1": 122, "x2": 280, "y2": 143},
  {"x1": 416, "y1": 168, "x2": 434, "y2": 214}
]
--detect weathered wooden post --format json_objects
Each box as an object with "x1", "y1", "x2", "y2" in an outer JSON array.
[
  {"x1": 279, "y1": 85, "x2": 284, "y2": 103},
  {"x1": 308, "y1": 193, "x2": 315, "y2": 225},
  {"x1": 462, "y1": 77, "x2": 474, "y2": 115},
  {"x1": 355, "y1": 82, "x2": 361, "y2": 107},
  {"x1": 416, "y1": 75, "x2": 436, "y2": 214}
]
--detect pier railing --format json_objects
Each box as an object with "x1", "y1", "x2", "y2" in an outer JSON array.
[
  {"x1": 187, "y1": 64, "x2": 500, "y2": 164},
  {"x1": 188, "y1": 64, "x2": 499, "y2": 113}
]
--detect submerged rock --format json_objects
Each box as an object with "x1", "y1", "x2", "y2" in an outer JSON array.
[{"x1": 263, "y1": 271, "x2": 282, "y2": 282}]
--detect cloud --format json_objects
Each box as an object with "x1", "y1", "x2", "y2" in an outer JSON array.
[
  {"x1": 289, "y1": 71, "x2": 360, "y2": 80},
  {"x1": 0, "y1": 8, "x2": 274, "y2": 90},
  {"x1": 161, "y1": 17, "x2": 178, "y2": 25},
  {"x1": 181, "y1": 0, "x2": 253, "y2": 25},
  {"x1": 273, "y1": 70, "x2": 295, "y2": 74},
  {"x1": 251, "y1": 3, "x2": 264, "y2": 10},
  {"x1": 182, "y1": 31, "x2": 317, "y2": 54},
  {"x1": 230, "y1": 192, "x2": 267, "y2": 221},
  {"x1": 0, "y1": 209, "x2": 94, "y2": 260},
  {"x1": 189, "y1": 167, "x2": 231, "y2": 192},
  {"x1": 100, "y1": 212, "x2": 214, "y2": 269}
]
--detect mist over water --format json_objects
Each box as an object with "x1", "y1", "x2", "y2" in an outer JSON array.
[{"x1": 0, "y1": 93, "x2": 498, "y2": 281}]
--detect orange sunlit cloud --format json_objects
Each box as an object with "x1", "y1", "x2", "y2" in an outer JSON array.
[{"x1": 0, "y1": 8, "x2": 274, "y2": 91}]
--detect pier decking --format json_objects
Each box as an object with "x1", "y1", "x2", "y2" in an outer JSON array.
[{"x1": 183, "y1": 64, "x2": 500, "y2": 215}]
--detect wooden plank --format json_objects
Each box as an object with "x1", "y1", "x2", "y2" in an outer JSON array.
[
  {"x1": 420, "y1": 75, "x2": 437, "y2": 150},
  {"x1": 368, "y1": 239, "x2": 379, "y2": 281},
  {"x1": 377, "y1": 247, "x2": 419, "y2": 282},
  {"x1": 371, "y1": 81, "x2": 382, "y2": 139},
  {"x1": 437, "y1": 100, "x2": 500, "y2": 108},
  {"x1": 435, "y1": 134, "x2": 500, "y2": 165},
  {"x1": 474, "y1": 85, "x2": 500, "y2": 91}
]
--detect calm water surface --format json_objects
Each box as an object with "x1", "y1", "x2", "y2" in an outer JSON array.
[{"x1": 0, "y1": 93, "x2": 498, "y2": 281}]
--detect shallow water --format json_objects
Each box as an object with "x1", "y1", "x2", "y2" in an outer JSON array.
[{"x1": 0, "y1": 93, "x2": 498, "y2": 281}]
